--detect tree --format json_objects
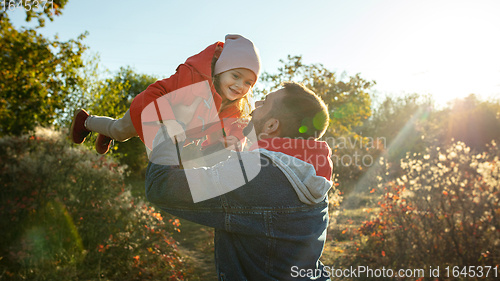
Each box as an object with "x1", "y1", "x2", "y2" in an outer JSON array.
[
  {"x1": 0, "y1": 1, "x2": 87, "y2": 136},
  {"x1": 57, "y1": 61, "x2": 159, "y2": 128},
  {"x1": 437, "y1": 94, "x2": 500, "y2": 152},
  {"x1": 255, "y1": 55, "x2": 374, "y2": 139},
  {"x1": 50, "y1": 49, "x2": 158, "y2": 176},
  {"x1": 360, "y1": 93, "x2": 434, "y2": 162},
  {"x1": 88, "y1": 66, "x2": 158, "y2": 118},
  {"x1": 58, "y1": 61, "x2": 159, "y2": 176}
]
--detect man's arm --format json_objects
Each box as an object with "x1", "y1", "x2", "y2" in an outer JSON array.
[
  {"x1": 145, "y1": 126, "x2": 261, "y2": 228},
  {"x1": 145, "y1": 162, "x2": 228, "y2": 229}
]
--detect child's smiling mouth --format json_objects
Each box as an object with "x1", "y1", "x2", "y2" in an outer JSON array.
[{"x1": 230, "y1": 88, "x2": 241, "y2": 96}]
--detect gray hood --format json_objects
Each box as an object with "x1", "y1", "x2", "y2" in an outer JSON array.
[{"x1": 259, "y1": 150, "x2": 333, "y2": 205}]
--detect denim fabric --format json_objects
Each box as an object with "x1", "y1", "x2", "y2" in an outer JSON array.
[{"x1": 145, "y1": 129, "x2": 331, "y2": 280}]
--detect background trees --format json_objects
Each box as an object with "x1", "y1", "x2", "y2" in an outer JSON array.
[
  {"x1": 437, "y1": 94, "x2": 500, "y2": 152},
  {"x1": 1, "y1": 4, "x2": 157, "y2": 174},
  {"x1": 256, "y1": 55, "x2": 373, "y2": 139},
  {"x1": 92, "y1": 67, "x2": 158, "y2": 176},
  {"x1": 0, "y1": 0, "x2": 69, "y2": 28},
  {"x1": 0, "y1": 0, "x2": 86, "y2": 137}
]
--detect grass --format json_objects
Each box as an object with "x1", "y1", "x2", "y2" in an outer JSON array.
[
  {"x1": 170, "y1": 219, "x2": 217, "y2": 281},
  {"x1": 321, "y1": 192, "x2": 378, "y2": 265}
]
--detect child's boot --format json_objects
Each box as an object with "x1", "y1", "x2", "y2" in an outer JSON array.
[
  {"x1": 95, "y1": 134, "x2": 113, "y2": 154},
  {"x1": 70, "y1": 109, "x2": 91, "y2": 144}
]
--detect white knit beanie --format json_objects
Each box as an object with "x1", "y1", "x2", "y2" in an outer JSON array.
[{"x1": 214, "y1": 34, "x2": 261, "y2": 82}]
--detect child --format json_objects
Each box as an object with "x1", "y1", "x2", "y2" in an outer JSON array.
[{"x1": 70, "y1": 34, "x2": 261, "y2": 154}]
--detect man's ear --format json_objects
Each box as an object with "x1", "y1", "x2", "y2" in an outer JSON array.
[{"x1": 262, "y1": 118, "x2": 280, "y2": 136}]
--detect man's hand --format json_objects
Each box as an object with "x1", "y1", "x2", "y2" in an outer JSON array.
[{"x1": 219, "y1": 135, "x2": 241, "y2": 151}]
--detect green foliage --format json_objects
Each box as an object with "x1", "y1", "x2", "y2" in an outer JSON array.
[
  {"x1": 102, "y1": 67, "x2": 158, "y2": 176},
  {"x1": 57, "y1": 57, "x2": 134, "y2": 129},
  {"x1": 339, "y1": 141, "x2": 500, "y2": 280},
  {"x1": 97, "y1": 67, "x2": 158, "y2": 176},
  {"x1": 256, "y1": 55, "x2": 374, "y2": 138},
  {"x1": 327, "y1": 134, "x2": 383, "y2": 194},
  {"x1": 85, "y1": 66, "x2": 158, "y2": 120},
  {"x1": 113, "y1": 66, "x2": 159, "y2": 102},
  {"x1": 56, "y1": 53, "x2": 105, "y2": 126},
  {"x1": 56, "y1": 62, "x2": 159, "y2": 176},
  {"x1": 364, "y1": 93, "x2": 431, "y2": 143},
  {"x1": 0, "y1": 18, "x2": 87, "y2": 137},
  {"x1": 0, "y1": 127, "x2": 187, "y2": 280},
  {"x1": 86, "y1": 72, "x2": 129, "y2": 122}
]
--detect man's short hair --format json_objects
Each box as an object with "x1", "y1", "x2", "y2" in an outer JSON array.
[{"x1": 271, "y1": 82, "x2": 329, "y2": 139}]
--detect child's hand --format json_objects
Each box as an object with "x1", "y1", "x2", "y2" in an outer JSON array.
[
  {"x1": 219, "y1": 135, "x2": 241, "y2": 151},
  {"x1": 163, "y1": 119, "x2": 186, "y2": 143}
]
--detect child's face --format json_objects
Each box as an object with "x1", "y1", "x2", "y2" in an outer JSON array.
[{"x1": 218, "y1": 68, "x2": 256, "y2": 101}]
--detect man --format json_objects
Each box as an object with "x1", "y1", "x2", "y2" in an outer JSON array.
[{"x1": 146, "y1": 82, "x2": 334, "y2": 280}]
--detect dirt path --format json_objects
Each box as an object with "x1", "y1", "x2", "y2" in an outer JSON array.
[{"x1": 171, "y1": 218, "x2": 217, "y2": 281}]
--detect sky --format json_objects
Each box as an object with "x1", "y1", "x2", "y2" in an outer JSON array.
[{"x1": 8, "y1": 0, "x2": 500, "y2": 106}]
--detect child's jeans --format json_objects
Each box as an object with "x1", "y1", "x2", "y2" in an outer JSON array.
[{"x1": 85, "y1": 110, "x2": 137, "y2": 141}]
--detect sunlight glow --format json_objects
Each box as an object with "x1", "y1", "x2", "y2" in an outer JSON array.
[{"x1": 341, "y1": 0, "x2": 500, "y2": 105}]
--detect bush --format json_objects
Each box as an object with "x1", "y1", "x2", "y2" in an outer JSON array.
[
  {"x1": 0, "y1": 127, "x2": 186, "y2": 280},
  {"x1": 336, "y1": 141, "x2": 500, "y2": 280}
]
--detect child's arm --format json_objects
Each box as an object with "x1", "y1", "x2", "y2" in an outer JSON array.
[
  {"x1": 221, "y1": 118, "x2": 248, "y2": 150},
  {"x1": 201, "y1": 117, "x2": 248, "y2": 151}
]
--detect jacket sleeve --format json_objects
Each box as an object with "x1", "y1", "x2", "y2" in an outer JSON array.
[
  {"x1": 145, "y1": 125, "x2": 261, "y2": 229},
  {"x1": 139, "y1": 64, "x2": 205, "y2": 123},
  {"x1": 224, "y1": 118, "x2": 248, "y2": 147},
  {"x1": 132, "y1": 64, "x2": 212, "y2": 149}
]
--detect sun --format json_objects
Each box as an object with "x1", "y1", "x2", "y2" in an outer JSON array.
[{"x1": 353, "y1": 0, "x2": 500, "y2": 106}]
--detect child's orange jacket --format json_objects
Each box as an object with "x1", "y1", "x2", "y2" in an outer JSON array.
[{"x1": 129, "y1": 42, "x2": 246, "y2": 150}]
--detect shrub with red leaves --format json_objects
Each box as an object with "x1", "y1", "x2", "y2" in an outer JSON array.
[{"x1": 337, "y1": 141, "x2": 500, "y2": 280}]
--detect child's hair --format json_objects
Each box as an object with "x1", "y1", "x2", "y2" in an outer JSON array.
[{"x1": 211, "y1": 45, "x2": 253, "y2": 118}]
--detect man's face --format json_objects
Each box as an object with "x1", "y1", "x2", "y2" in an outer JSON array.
[{"x1": 244, "y1": 89, "x2": 285, "y2": 138}]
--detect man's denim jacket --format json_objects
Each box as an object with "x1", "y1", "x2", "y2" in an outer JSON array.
[{"x1": 145, "y1": 128, "x2": 333, "y2": 280}]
